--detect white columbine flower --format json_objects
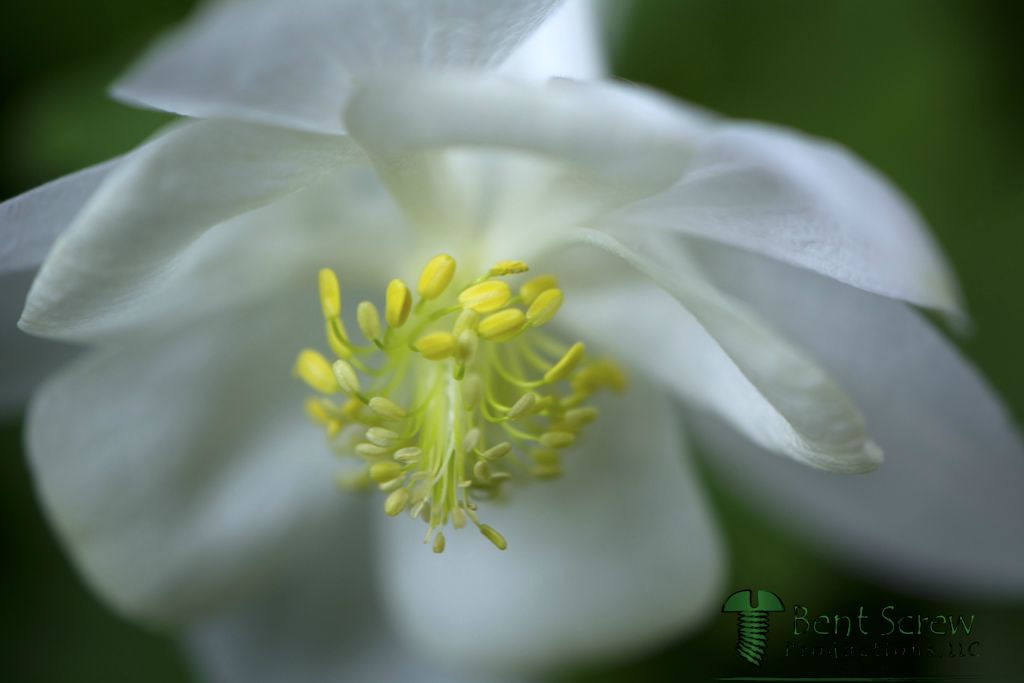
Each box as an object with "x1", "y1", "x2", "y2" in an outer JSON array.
[{"x1": 2, "y1": 1, "x2": 1023, "y2": 681}]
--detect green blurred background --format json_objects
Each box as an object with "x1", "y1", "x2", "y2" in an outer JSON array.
[{"x1": 1, "y1": 0, "x2": 1021, "y2": 681}]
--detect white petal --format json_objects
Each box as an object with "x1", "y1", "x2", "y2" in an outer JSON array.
[
  {"x1": 343, "y1": 74, "x2": 701, "y2": 243},
  {"x1": 0, "y1": 271, "x2": 78, "y2": 414},
  {"x1": 20, "y1": 120, "x2": 366, "y2": 342},
  {"x1": 113, "y1": 0, "x2": 563, "y2": 134},
  {"x1": 187, "y1": 507, "x2": 521, "y2": 683},
  {"x1": 27, "y1": 167, "x2": 407, "y2": 344},
  {"x1": 606, "y1": 121, "x2": 963, "y2": 317},
  {"x1": 692, "y1": 244, "x2": 1024, "y2": 594},
  {"x1": 26, "y1": 292, "x2": 352, "y2": 624},
  {"x1": 0, "y1": 157, "x2": 118, "y2": 274},
  {"x1": 554, "y1": 228, "x2": 881, "y2": 473},
  {"x1": 377, "y1": 380, "x2": 725, "y2": 673},
  {"x1": 500, "y1": 0, "x2": 606, "y2": 80}
]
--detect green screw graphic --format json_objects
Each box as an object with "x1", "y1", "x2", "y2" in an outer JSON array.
[{"x1": 721, "y1": 589, "x2": 785, "y2": 666}]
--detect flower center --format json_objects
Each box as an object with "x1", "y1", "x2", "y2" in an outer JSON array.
[{"x1": 294, "y1": 254, "x2": 625, "y2": 553}]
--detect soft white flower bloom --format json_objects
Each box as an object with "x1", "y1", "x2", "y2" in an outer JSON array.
[{"x1": 2, "y1": 1, "x2": 1023, "y2": 681}]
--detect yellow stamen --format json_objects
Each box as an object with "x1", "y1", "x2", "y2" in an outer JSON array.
[
  {"x1": 357, "y1": 301, "x2": 382, "y2": 342},
  {"x1": 458, "y1": 280, "x2": 511, "y2": 313},
  {"x1": 296, "y1": 254, "x2": 624, "y2": 554},
  {"x1": 565, "y1": 406, "x2": 599, "y2": 427},
  {"x1": 481, "y1": 442, "x2": 512, "y2": 461},
  {"x1": 479, "y1": 525, "x2": 508, "y2": 551},
  {"x1": 489, "y1": 260, "x2": 529, "y2": 276},
  {"x1": 332, "y1": 359, "x2": 361, "y2": 394},
  {"x1": 366, "y1": 427, "x2": 400, "y2": 446},
  {"x1": 384, "y1": 488, "x2": 409, "y2": 516},
  {"x1": 507, "y1": 392, "x2": 539, "y2": 419},
  {"x1": 531, "y1": 449, "x2": 561, "y2": 466},
  {"x1": 573, "y1": 359, "x2": 629, "y2": 393},
  {"x1": 370, "y1": 461, "x2": 404, "y2": 483},
  {"x1": 540, "y1": 431, "x2": 576, "y2": 449},
  {"x1": 452, "y1": 308, "x2": 479, "y2": 336},
  {"x1": 369, "y1": 396, "x2": 406, "y2": 419},
  {"x1": 415, "y1": 331, "x2": 457, "y2": 360},
  {"x1": 324, "y1": 319, "x2": 352, "y2": 359},
  {"x1": 544, "y1": 342, "x2": 586, "y2": 383},
  {"x1": 295, "y1": 349, "x2": 339, "y2": 394},
  {"x1": 385, "y1": 278, "x2": 412, "y2": 328},
  {"x1": 318, "y1": 268, "x2": 341, "y2": 318},
  {"x1": 520, "y1": 274, "x2": 557, "y2": 305},
  {"x1": 455, "y1": 330, "x2": 478, "y2": 364},
  {"x1": 418, "y1": 253, "x2": 456, "y2": 300},
  {"x1": 478, "y1": 308, "x2": 527, "y2": 341},
  {"x1": 394, "y1": 447, "x2": 422, "y2": 464},
  {"x1": 526, "y1": 288, "x2": 563, "y2": 326},
  {"x1": 336, "y1": 469, "x2": 371, "y2": 491},
  {"x1": 304, "y1": 397, "x2": 334, "y2": 425}
]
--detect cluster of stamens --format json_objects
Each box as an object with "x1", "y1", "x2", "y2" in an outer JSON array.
[{"x1": 295, "y1": 254, "x2": 625, "y2": 553}]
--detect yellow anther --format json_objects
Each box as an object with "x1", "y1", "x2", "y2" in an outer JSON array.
[
  {"x1": 473, "y1": 460, "x2": 491, "y2": 481},
  {"x1": 572, "y1": 367, "x2": 600, "y2": 393},
  {"x1": 601, "y1": 362, "x2": 629, "y2": 392},
  {"x1": 489, "y1": 260, "x2": 529, "y2": 276},
  {"x1": 520, "y1": 275, "x2": 558, "y2": 305},
  {"x1": 458, "y1": 280, "x2": 511, "y2": 313},
  {"x1": 369, "y1": 396, "x2": 406, "y2": 419},
  {"x1": 452, "y1": 308, "x2": 479, "y2": 336},
  {"x1": 335, "y1": 469, "x2": 371, "y2": 492},
  {"x1": 357, "y1": 301, "x2": 382, "y2": 342},
  {"x1": 531, "y1": 464, "x2": 564, "y2": 480},
  {"x1": 478, "y1": 308, "x2": 527, "y2": 341},
  {"x1": 415, "y1": 331, "x2": 457, "y2": 360},
  {"x1": 526, "y1": 288, "x2": 563, "y2": 326},
  {"x1": 481, "y1": 442, "x2": 512, "y2": 461},
  {"x1": 379, "y1": 476, "x2": 405, "y2": 492},
  {"x1": 463, "y1": 427, "x2": 481, "y2": 454},
  {"x1": 295, "y1": 349, "x2": 339, "y2": 394},
  {"x1": 299, "y1": 258, "x2": 623, "y2": 553},
  {"x1": 341, "y1": 398, "x2": 362, "y2": 420},
  {"x1": 394, "y1": 447, "x2": 422, "y2": 464},
  {"x1": 544, "y1": 342, "x2": 586, "y2": 384},
  {"x1": 540, "y1": 431, "x2": 576, "y2": 449},
  {"x1": 325, "y1": 319, "x2": 352, "y2": 359},
  {"x1": 479, "y1": 525, "x2": 508, "y2": 551},
  {"x1": 370, "y1": 461, "x2": 404, "y2": 483},
  {"x1": 304, "y1": 397, "x2": 333, "y2": 425},
  {"x1": 384, "y1": 488, "x2": 409, "y2": 516},
  {"x1": 366, "y1": 427, "x2": 400, "y2": 447},
  {"x1": 418, "y1": 253, "x2": 456, "y2": 300},
  {"x1": 565, "y1": 406, "x2": 599, "y2": 428},
  {"x1": 356, "y1": 442, "x2": 391, "y2": 457},
  {"x1": 573, "y1": 359, "x2": 629, "y2": 393},
  {"x1": 455, "y1": 330, "x2": 477, "y2": 364},
  {"x1": 507, "y1": 392, "x2": 539, "y2": 420},
  {"x1": 318, "y1": 268, "x2": 341, "y2": 318},
  {"x1": 385, "y1": 278, "x2": 412, "y2": 328},
  {"x1": 530, "y1": 449, "x2": 561, "y2": 466},
  {"x1": 332, "y1": 360, "x2": 361, "y2": 395}
]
